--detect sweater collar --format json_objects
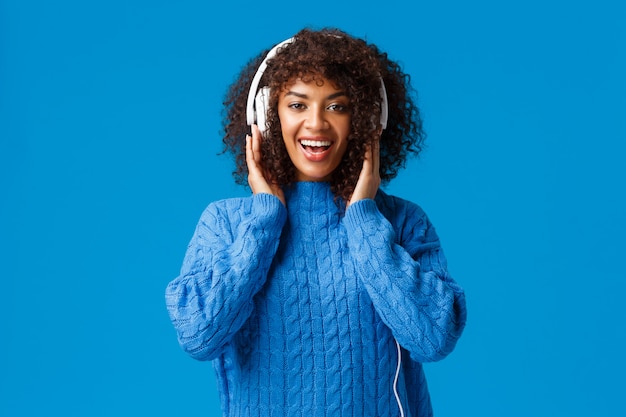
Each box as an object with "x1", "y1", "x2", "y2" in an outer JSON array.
[{"x1": 283, "y1": 182, "x2": 343, "y2": 215}]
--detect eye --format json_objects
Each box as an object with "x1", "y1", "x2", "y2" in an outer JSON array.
[
  {"x1": 327, "y1": 103, "x2": 349, "y2": 113},
  {"x1": 288, "y1": 102, "x2": 306, "y2": 110}
]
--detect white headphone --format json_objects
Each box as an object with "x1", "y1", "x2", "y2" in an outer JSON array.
[{"x1": 245, "y1": 36, "x2": 389, "y2": 136}]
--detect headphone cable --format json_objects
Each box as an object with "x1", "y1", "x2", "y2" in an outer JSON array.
[{"x1": 393, "y1": 339, "x2": 405, "y2": 417}]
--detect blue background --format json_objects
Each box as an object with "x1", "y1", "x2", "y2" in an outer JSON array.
[{"x1": 1, "y1": 0, "x2": 624, "y2": 416}]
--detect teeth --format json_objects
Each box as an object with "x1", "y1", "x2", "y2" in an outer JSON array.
[{"x1": 300, "y1": 139, "x2": 331, "y2": 147}]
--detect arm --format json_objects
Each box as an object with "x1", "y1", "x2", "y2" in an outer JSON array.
[
  {"x1": 165, "y1": 194, "x2": 286, "y2": 361},
  {"x1": 344, "y1": 198, "x2": 466, "y2": 362}
]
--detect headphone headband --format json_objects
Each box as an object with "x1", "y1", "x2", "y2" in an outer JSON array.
[{"x1": 246, "y1": 36, "x2": 388, "y2": 133}]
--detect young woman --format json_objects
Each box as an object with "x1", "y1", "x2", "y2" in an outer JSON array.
[{"x1": 166, "y1": 27, "x2": 467, "y2": 417}]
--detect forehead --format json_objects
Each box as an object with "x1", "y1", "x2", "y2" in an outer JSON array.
[{"x1": 281, "y1": 76, "x2": 344, "y2": 94}]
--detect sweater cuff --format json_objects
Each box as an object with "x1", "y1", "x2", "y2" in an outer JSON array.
[
  {"x1": 251, "y1": 193, "x2": 287, "y2": 229},
  {"x1": 344, "y1": 198, "x2": 381, "y2": 231}
]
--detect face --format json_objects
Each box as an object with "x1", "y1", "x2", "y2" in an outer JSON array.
[{"x1": 277, "y1": 77, "x2": 351, "y2": 182}]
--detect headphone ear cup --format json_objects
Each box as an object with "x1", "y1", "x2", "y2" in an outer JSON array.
[{"x1": 254, "y1": 87, "x2": 271, "y2": 136}]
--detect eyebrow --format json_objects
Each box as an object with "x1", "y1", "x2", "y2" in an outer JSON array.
[{"x1": 284, "y1": 91, "x2": 348, "y2": 100}]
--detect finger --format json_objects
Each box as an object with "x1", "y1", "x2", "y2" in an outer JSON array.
[
  {"x1": 372, "y1": 138, "x2": 380, "y2": 177},
  {"x1": 245, "y1": 135, "x2": 258, "y2": 173},
  {"x1": 251, "y1": 124, "x2": 263, "y2": 164},
  {"x1": 361, "y1": 142, "x2": 374, "y2": 175},
  {"x1": 253, "y1": 124, "x2": 280, "y2": 185},
  {"x1": 245, "y1": 134, "x2": 252, "y2": 164}
]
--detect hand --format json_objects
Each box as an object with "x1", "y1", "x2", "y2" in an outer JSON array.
[
  {"x1": 246, "y1": 124, "x2": 286, "y2": 206},
  {"x1": 347, "y1": 138, "x2": 381, "y2": 207}
]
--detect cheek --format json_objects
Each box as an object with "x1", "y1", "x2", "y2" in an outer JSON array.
[
  {"x1": 339, "y1": 114, "x2": 352, "y2": 135},
  {"x1": 277, "y1": 111, "x2": 296, "y2": 136},
  {"x1": 337, "y1": 140, "x2": 350, "y2": 158},
  {"x1": 339, "y1": 122, "x2": 352, "y2": 144}
]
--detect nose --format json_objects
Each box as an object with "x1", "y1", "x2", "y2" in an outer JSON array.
[{"x1": 305, "y1": 106, "x2": 328, "y2": 131}]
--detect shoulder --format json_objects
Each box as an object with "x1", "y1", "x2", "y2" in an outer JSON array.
[
  {"x1": 374, "y1": 189, "x2": 438, "y2": 247},
  {"x1": 184, "y1": 197, "x2": 250, "y2": 245},
  {"x1": 375, "y1": 189, "x2": 429, "y2": 225},
  {"x1": 199, "y1": 196, "x2": 253, "y2": 223},
  {"x1": 198, "y1": 193, "x2": 286, "y2": 231}
]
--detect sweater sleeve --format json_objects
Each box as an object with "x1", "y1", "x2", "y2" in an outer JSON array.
[
  {"x1": 343, "y1": 197, "x2": 466, "y2": 363},
  {"x1": 165, "y1": 193, "x2": 287, "y2": 361}
]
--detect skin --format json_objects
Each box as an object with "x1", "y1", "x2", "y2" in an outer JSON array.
[{"x1": 246, "y1": 76, "x2": 381, "y2": 208}]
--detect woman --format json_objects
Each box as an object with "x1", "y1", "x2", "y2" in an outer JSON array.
[{"x1": 166, "y1": 27, "x2": 466, "y2": 417}]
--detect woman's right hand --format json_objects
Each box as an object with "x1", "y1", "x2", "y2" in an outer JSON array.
[{"x1": 246, "y1": 124, "x2": 286, "y2": 206}]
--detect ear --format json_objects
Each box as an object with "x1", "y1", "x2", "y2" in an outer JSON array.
[{"x1": 254, "y1": 86, "x2": 271, "y2": 137}]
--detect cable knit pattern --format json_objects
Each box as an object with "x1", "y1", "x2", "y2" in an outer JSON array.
[{"x1": 166, "y1": 182, "x2": 466, "y2": 417}]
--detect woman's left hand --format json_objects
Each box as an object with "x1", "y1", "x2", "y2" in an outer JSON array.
[{"x1": 347, "y1": 138, "x2": 381, "y2": 207}]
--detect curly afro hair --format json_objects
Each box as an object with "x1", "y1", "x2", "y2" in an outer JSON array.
[{"x1": 221, "y1": 27, "x2": 426, "y2": 202}]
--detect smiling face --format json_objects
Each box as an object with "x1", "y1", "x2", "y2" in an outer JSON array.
[{"x1": 277, "y1": 77, "x2": 351, "y2": 182}]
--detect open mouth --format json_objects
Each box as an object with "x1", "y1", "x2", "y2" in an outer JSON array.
[{"x1": 300, "y1": 139, "x2": 332, "y2": 154}]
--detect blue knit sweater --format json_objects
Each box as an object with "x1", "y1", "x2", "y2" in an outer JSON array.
[{"x1": 166, "y1": 182, "x2": 466, "y2": 417}]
